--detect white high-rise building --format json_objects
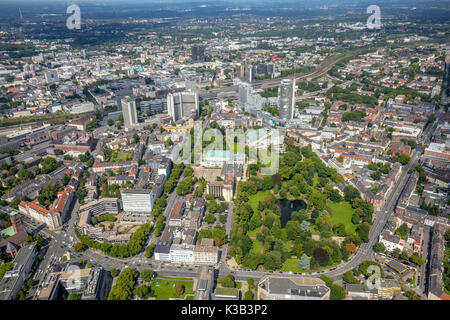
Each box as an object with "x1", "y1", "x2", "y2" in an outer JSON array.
[
  {"x1": 122, "y1": 97, "x2": 138, "y2": 128},
  {"x1": 167, "y1": 91, "x2": 199, "y2": 122},
  {"x1": 239, "y1": 82, "x2": 252, "y2": 109},
  {"x1": 278, "y1": 79, "x2": 296, "y2": 121}
]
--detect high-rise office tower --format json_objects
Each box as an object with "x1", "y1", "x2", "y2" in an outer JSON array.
[
  {"x1": 122, "y1": 97, "x2": 138, "y2": 128},
  {"x1": 278, "y1": 79, "x2": 296, "y2": 121},
  {"x1": 236, "y1": 63, "x2": 245, "y2": 79},
  {"x1": 256, "y1": 63, "x2": 268, "y2": 75},
  {"x1": 191, "y1": 45, "x2": 205, "y2": 62},
  {"x1": 239, "y1": 82, "x2": 253, "y2": 110},
  {"x1": 244, "y1": 65, "x2": 254, "y2": 82},
  {"x1": 167, "y1": 91, "x2": 199, "y2": 122}
]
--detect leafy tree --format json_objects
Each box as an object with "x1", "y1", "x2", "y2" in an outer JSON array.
[
  {"x1": 344, "y1": 186, "x2": 361, "y2": 203},
  {"x1": 221, "y1": 274, "x2": 236, "y2": 288},
  {"x1": 109, "y1": 268, "x2": 118, "y2": 278},
  {"x1": 173, "y1": 283, "x2": 185, "y2": 296},
  {"x1": 313, "y1": 248, "x2": 330, "y2": 267},
  {"x1": 243, "y1": 253, "x2": 263, "y2": 270},
  {"x1": 409, "y1": 253, "x2": 423, "y2": 266},
  {"x1": 405, "y1": 290, "x2": 419, "y2": 300},
  {"x1": 392, "y1": 154, "x2": 410, "y2": 165},
  {"x1": 244, "y1": 290, "x2": 254, "y2": 300},
  {"x1": 0, "y1": 262, "x2": 13, "y2": 281},
  {"x1": 370, "y1": 171, "x2": 381, "y2": 181},
  {"x1": 263, "y1": 251, "x2": 283, "y2": 270},
  {"x1": 373, "y1": 242, "x2": 385, "y2": 253},
  {"x1": 140, "y1": 269, "x2": 154, "y2": 282},
  {"x1": 333, "y1": 223, "x2": 347, "y2": 237},
  {"x1": 356, "y1": 223, "x2": 370, "y2": 243},
  {"x1": 144, "y1": 244, "x2": 155, "y2": 259},
  {"x1": 394, "y1": 223, "x2": 409, "y2": 241},
  {"x1": 204, "y1": 213, "x2": 216, "y2": 224},
  {"x1": 247, "y1": 278, "x2": 255, "y2": 289},
  {"x1": 73, "y1": 242, "x2": 85, "y2": 252},
  {"x1": 330, "y1": 284, "x2": 346, "y2": 300},
  {"x1": 300, "y1": 253, "x2": 310, "y2": 270},
  {"x1": 219, "y1": 214, "x2": 227, "y2": 224},
  {"x1": 343, "y1": 271, "x2": 359, "y2": 284},
  {"x1": 286, "y1": 220, "x2": 302, "y2": 240},
  {"x1": 134, "y1": 285, "x2": 151, "y2": 299},
  {"x1": 392, "y1": 248, "x2": 401, "y2": 259},
  {"x1": 319, "y1": 275, "x2": 333, "y2": 287}
]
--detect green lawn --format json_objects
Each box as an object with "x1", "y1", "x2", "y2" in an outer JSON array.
[
  {"x1": 247, "y1": 228, "x2": 259, "y2": 238},
  {"x1": 281, "y1": 258, "x2": 302, "y2": 272},
  {"x1": 328, "y1": 201, "x2": 356, "y2": 234},
  {"x1": 250, "y1": 239, "x2": 262, "y2": 255},
  {"x1": 247, "y1": 190, "x2": 272, "y2": 214},
  {"x1": 110, "y1": 151, "x2": 132, "y2": 162},
  {"x1": 151, "y1": 278, "x2": 194, "y2": 300}
]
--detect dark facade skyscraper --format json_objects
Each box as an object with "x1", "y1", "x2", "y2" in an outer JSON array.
[
  {"x1": 191, "y1": 45, "x2": 205, "y2": 62},
  {"x1": 244, "y1": 65, "x2": 254, "y2": 82}
]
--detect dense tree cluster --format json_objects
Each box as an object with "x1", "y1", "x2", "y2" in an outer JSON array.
[
  {"x1": 206, "y1": 200, "x2": 228, "y2": 214},
  {"x1": 326, "y1": 86, "x2": 377, "y2": 107},
  {"x1": 229, "y1": 144, "x2": 373, "y2": 271},
  {"x1": 140, "y1": 269, "x2": 154, "y2": 283},
  {"x1": 194, "y1": 178, "x2": 207, "y2": 198},
  {"x1": 144, "y1": 243, "x2": 156, "y2": 259},
  {"x1": 0, "y1": 262, "x2": 13, "y2": 281},
  {"x1": 443, "y1": 230, "x2": 450, "y2": 293},
  {"x1": 392, "y1": 154, "x2": 410, "y2": 165},
  {"x1": 220, "y1": 274, "x2": 236, "y2": 288},
  {"x1": 176, "y1": 165, "x2": 194, "y2": 196},
  {"x1": 319, "y1": 275, "x2": 346, "y2": 300},
  {"x1": 75, "y1": 223, "x2": 151, "y2": 258},
  {"x1": 394, "y1": 223, "x2": 409, "y2": 241},
  {"x1": 108, "y1": 268, "x2": 138, "y2": 300},
  {"x1": 40, "y1": 157, "x2": 63, "y2": 175},
  {"x1": 164, "y1": 163, "x2": 184, "y2": 194},
  {"x1": 197, "y1": 226, "x2": 227, "y2": 247}
]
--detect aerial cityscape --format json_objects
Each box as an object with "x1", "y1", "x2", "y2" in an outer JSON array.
[{"x1": 0, "y1": 0, "x2": 449, "y2": 305}]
